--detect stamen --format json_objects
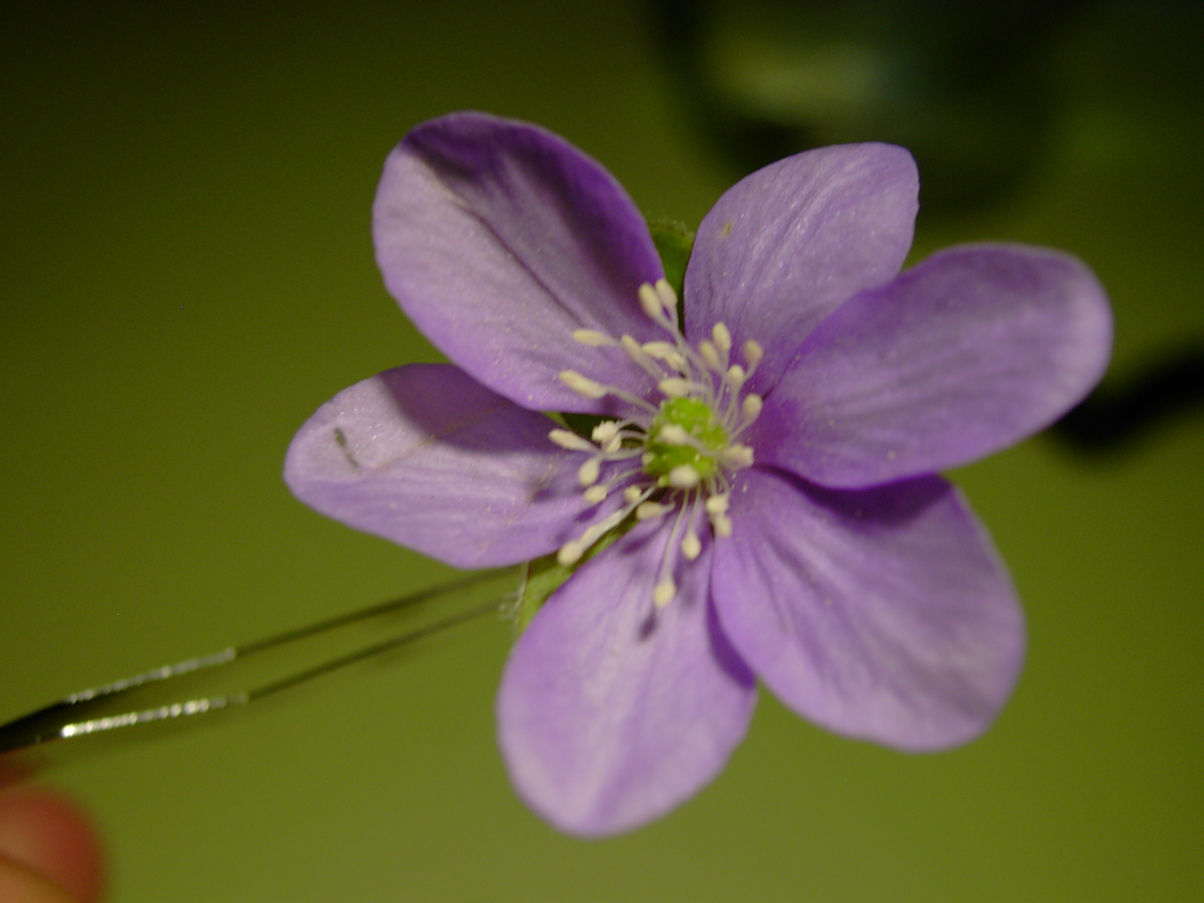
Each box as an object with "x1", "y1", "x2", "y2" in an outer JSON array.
[
  {"x1": 723, "y1": 445, "x2": 754, "y2": 469},
  {"x1": 637, "y1": 501, "x2": 672, "y2": 520},
  {"x1": 658, "y1": 378, "x2": 693, "y2": 398},
  {"x1": 638, "y1": 283, "x2": 664, "y2": 320},
  {"x1": 699, "y1": 340, "x2": 721, "y2": 372},
  {"x1": 583, "y1": 465, "x2": 646, "y2": 504},
  {"x1": 706, "y1": 493, "x2": 732, "y2": 538},
  {"x1": 741, "y1": 394, "x2": 763, "y2": 423},
  {"x1": 717, "y1": 364, "x2": 748, "y2": 422},
  {"x1": 711, "y1": 513, "x2": 733, "y2": 538},
  {"x1": 653, "y1": 279, "x2": 678, "y2": 316},
  {"x1": 560, "y1": 370, "x2": 607, "y2": 399},
  {"x1": 743, "y1": 339, "x2": 764, "y2": 369},
  {"x1": 656, "y1": 424, "x2": 690, "y2": 445},
  {"x1": 580, "y1": 522, "x2": 609, "y2": 546},
  {"x1": 583, "y1": 485, "x2": 609, "y2": 504},
  {"x1": 653, "y1": 578, "x2": 676, "y2": 608},
  {"x1": 557, "y1": 540, "x2": 588, "y2": 567},
  {"x1": 668, "y1": 464, "x2": 701, "y2": 489},
  {"x1": 592, "y1": 420, "x2": 621, "y2": 446},
  {"x1": 641, "y1": 341, "x2": 677, "y2": 361},
  {"x1": 642, "y1": 342, "x2": 687, "y2": 372},
  {"x1": 558, "y1": 502, "x2": 637, "y2": 566},
  {"x1": 549, "y1": 429, "x2": 595, "y2": 451},
  {"x1": 681, "y1": 527, "x2": 701, "y2": 561},
  {"x1": 560, "y1": 369, "x2": 660, "y2": 416},
  {"x1": 620, "y1": 334, "x2": 666, "y2": 381},
  {"x1": 577, "y1": 458, "x2": 601, "y2": 487},
  {"x1": 712, "y1": 322, "x2": 732, "y2": 354},
  {"x1": 572, "y1": 329, "x2": 614, "y2": 347}
]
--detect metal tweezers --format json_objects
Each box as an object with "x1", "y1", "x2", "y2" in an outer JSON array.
[{"x1": 0, "y1": 570, "x2": 512, "y2": 762}]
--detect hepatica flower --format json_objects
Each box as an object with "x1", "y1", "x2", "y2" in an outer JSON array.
[{"x1": 285, "y1": 112, "x2": 1111, "y2": 835}]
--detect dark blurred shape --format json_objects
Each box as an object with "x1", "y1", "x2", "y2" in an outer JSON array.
[
  {"x1": 1051, "y1": 344, "x2": 1204, "y2": 453},
  {"x1": 650, "y1": 0, "x2": 1093, "y2": 214},
  {"x1": 651, "y1": 0, "x2": 1204, "y2": 452}
]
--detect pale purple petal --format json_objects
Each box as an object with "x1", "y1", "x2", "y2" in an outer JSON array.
[
  {"x1": 684, "y1": 143, "x2": 918, "y2": 393},
  {"x1": 755, "y1": 244, "x2": 1112, "y2": 487},
  {"x1": 498, "y1": 519, "x2": 756, "y2": 835},
  {"x1": 284, "y1": 364, "x2": 610, "y2": 569},
  {"x1": 374, "y1": 112, "x2": 664, "y2": 414},
  {"x1": 712, "y1": 468, "x2": 1023, "y2": 751}
]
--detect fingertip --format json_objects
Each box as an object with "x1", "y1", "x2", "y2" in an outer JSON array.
[
  {"x1": 0, "y1": 853, "x2": 84, "y2": 903},
  {"x1": 0, "y1": 788, "x2": 105, "y2": 903}
]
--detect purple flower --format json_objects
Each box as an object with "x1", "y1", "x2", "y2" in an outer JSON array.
[{"x1": 285, "y1": 112, "x2": 1111, "y2": 835}]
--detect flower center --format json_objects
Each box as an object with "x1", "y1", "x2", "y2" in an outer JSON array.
[
  {"x1": 549, "y1": 279, "x2": 763, "y2": 607},
  {"x1": 646, "y1": 397, "x2": 727, "y2": 485}
]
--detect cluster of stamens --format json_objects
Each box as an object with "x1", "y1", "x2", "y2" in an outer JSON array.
[{"x1": 550, "y1": 278, "x2": 763, "y2": 608}]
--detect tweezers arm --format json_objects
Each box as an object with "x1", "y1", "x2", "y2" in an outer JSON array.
[
  {"x1": 0, "y1": 648, "x2": 240, "y2": 755},
  {"x1": 0, "y1": 569, "x2": 513, "y2": 759}
]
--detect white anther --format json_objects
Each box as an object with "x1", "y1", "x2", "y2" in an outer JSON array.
[
  {"x1": 681, "y1": 529, "x2": 702, "y2": 561},
  {"x1": 644, "y1": 342, "x2": 688, "y2": 372},
  {"x1": 741, "y1": 394, "x2": 763, "y2": 423},
  {"x1": 724, "y1": 444, "x2": 754, "y2": 469},
  {"x1": 592, "y1": 421, "x2": 620, "y2": 446},
  {"x1": 557, "y1": 540, "x2": 588, "y2": 566},
  {"x1": 638, "y1": 283, "x2": 664, "y2": 320},
  {"x1": 641, "y1": 341, "x2": 677, "y2": 361},
  {"x1": 704, "y1": 494, "x2": 729, "y2": 516},
  {"x1": 658, "y1": 378, "x2": 692, "y2": 398},
  {"x1": 657, "y1": 424, "x2": 690, "y2": 446},
  {"x1": 623, "y1": 485, "x2": 644, "y2": 504},
  {"x1": 637, "y1": 501, "x2": 672, "y2": 521},
  {"x1": 712, "y1": 322, "x2": 732, "y2": 353},
  {"x1": 560, "y1": 370, "x2": 607, "y2": 399},
  {"x1": 668, "y1": 464, "x2": 701, "y2": 489},
  {"x1": 620, "y1": 334, "x2": 654, "y2": 368},
  {"x1": 572, "y1": 329, "x2": 613, "y2": 347},
  {"x1": 742, "y1": 339, "x2": 763, "y2": 367},
  {"x1": 583, "y1": 485, "x2": 609, "y2": 504},
  {"x1": 578, "y1": 458, "x2": 601, "y2": 487},
  {"x1": 641, "y1": 451, "x2": 655, "y2": 466},
  {"x1": 711, "y1": 512, "x2": 733, "y2": 538},
  {"x1": 699, "y1": 340, "x2": 721, "y2": 371},
  {"x1": 654, "y1": 279, "x2": 678, "y2": 313},
  {"x1": 579, "y1": 523, "x2": 608, "y2": 547},
  {"x1": 548, "y1": 429, "x2": 595, "y2": 452},
  {"x1": 653, "y1": 578, "x2": 676, "y2": 608},
  {"x1": 726, "y1": 364, "x2": 746, "y2": 389}
]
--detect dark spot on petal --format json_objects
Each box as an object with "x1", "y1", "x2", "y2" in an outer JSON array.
[
  {"x1": 333, "y1": 427, "x2": 360, "y2": 470},
  {"x1": 638, "y1": 608, "x2": 658, "y2": 641}
]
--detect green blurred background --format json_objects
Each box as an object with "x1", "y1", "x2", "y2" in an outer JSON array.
[{"x1": 2, "y1": 1, "x2": 1201, "y2": 900}]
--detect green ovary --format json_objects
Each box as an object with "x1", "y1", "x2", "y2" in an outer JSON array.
[{"x1": 645, "y1": 396, "x2": 728, "y2": 485}]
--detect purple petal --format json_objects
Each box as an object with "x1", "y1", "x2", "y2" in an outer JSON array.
[
  {"x1": 498, "y1": 519, "x2": 756, "y2": 835},
  {"x1": 684, "y1": 143, "x2": 918, "y2": 393},
  {"x1": 756, "y1": 244, "x2": 1112, "y2": 487},
  {"x1": 713, "y1": 468, "x2": 1024, "y2": 751},
  {"x1": 374, "y1": 113, "x2": 664, "y2": 414},
  {"x1": 284, "y1": 364, "x2": 607, "y2": 569}
]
